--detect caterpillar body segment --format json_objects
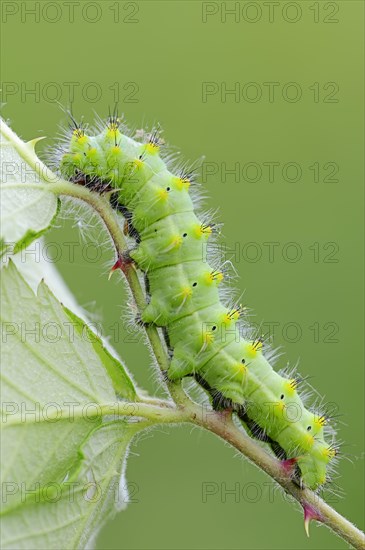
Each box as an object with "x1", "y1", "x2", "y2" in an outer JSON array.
[{"x1": 59, "y1": 119, "x2": 337, "y2": 490}]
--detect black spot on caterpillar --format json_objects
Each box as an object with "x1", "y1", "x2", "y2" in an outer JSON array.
[{"x1": 57, "y1": 112, "x2": 338, "y2": 490}]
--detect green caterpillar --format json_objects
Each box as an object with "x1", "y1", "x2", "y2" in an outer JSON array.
[{"x1": 57, "y1": 113, "x2": 337, "y2": 490}]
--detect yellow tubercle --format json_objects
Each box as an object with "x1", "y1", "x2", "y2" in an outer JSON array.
[
  {"x1": 314, "y1": 415, "x2": 327, "y2": 428},
  {"x1": 203, "y1": 271, "x2": 214, "y2": 286},
  {"x1": 222, "y1": 313, "x2": 233, "y2": 326},
  {"x1": 284, "y1": 379, "x2": 297, "y2": 396},
  {"x1": 75, "y1": 134, "x2": 88, "y2": 146},
  {"x1": 72, "y1": 128, "x2": 85, "y2": 140},
  {"x1": 173, "y1": 176, "x2": 191, "y2": 191},
  {"x1": 170, "y1": 236, "x2": 183, "y2": 249},
  {"x1": 181, "y1": 287, "x2": 192, "y2": 299},
  {"x1": 235, "y1": 362, "x2": 247, "y2": 375},
  {"x1": 106, "y1": 127, "x2": 120, "y2": 141},
  {"x1": 245, "y1": 339, "x2": 263, "y2": 358},
  {"x1": 110, "y1": 145, "x2": 121, "y2": 155},
  {"x1": 203, "y1": 270, "x2": 223, "y2": 285},
  {"x1": 133, "y1": 158, "x2": 143, "y2": 169},
  {"x1": 145, "y1": 142, "x2": 159, "y2": 155},
  {"x1": 245, "y1": 345, "x2": 257, "y2": 358},
  {"x1": 322, "y1": 447, "x2": 337, "y2": 461},
  {"x1": 107, "y1": 118, "x2": 121, "y2": 133},
  {"x1": 203, "y1": 272, "x2": 214, "y2": 285},
  {"x1": 193, "y1": 224, "x2": 204, "y2": 238},
  {"x1": 221, "y1": 308, "x2": 240, "y2": 326},
  {"x1": 193, "y1": 224, "x2": 212, "y2": 238},
  {"x1": 157, "y1": 188, "x2": 169, "y2": 201}
]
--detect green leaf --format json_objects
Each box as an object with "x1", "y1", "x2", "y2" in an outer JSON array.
[
  {"x1": 0, "y1": 119, "x2": 59, "y2": 257},
  {"x1": 10, "y1": 238, "x2": 85, "y2": 312},
  {"x1": 9, "y1": 239, "x2": 137, "y2": 400},
  {"x1": 0, "y1": 262, "x2": 138, "y2": 548},
  {"x1": 1, "y1": 422, "x2": 138, "y2": 550},
  {"x1": 64, "y1": 307, "x2": 137, "y2": 401}
]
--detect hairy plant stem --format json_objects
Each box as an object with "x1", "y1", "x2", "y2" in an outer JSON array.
[{"x1": 5, "y1": 121, "x2": 363, "y2": 550}]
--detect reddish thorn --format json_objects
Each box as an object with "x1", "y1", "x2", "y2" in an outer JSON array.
[
  {"x1": 108, "y1": 255, "x2": 132, "y2": 279},
  {"x1": 108, "y1": 258, "x2": 122, "y2": 280},
  {"x1": 303, "y1": 503, "x2": 322, "y2": 537}
]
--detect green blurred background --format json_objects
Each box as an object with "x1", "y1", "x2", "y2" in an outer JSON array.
[{"x1": 1, "y1": 1, "x2": 364, "y2": 548}]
